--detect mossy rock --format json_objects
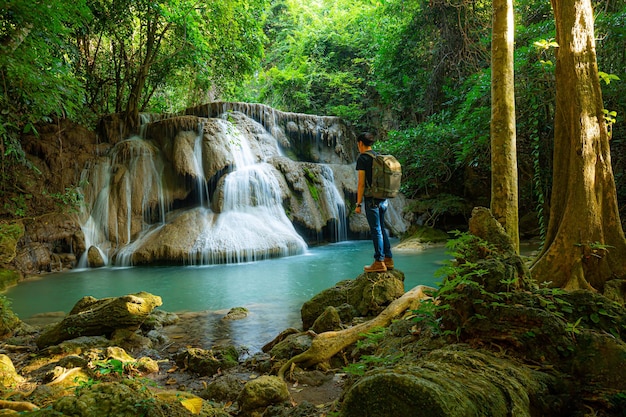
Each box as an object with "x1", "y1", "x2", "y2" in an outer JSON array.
[
  {"x1": 175, "y1": 346, "x2": 239, "y2": 376},
  {"x1": 237, "y1": 375, "x2": 290, "y2": 413},
  {"x1": 342, "y1": 346, "x2": 557, "y2": 417},
  {"x1": 0, "y1": 269, "x2": 20, "y2": 292},
  {"x1": 44, "y1": 381, "x2": 226, "y2": 417},
  {"x1": 0, "y1": 354, "x2": 24, "y2": 389},
  {"x1": 0, "y1": 222, "x2": 24, "y2": 264},
  {"x1": 0, "y1": 296, "x2": 21, "y2": 336},
  {"x1": 301, "y1": 270, "x2": 405, "y2": 330},
  {"x1": 203, "y1": 374, "x2": 245, "y2": 403}
]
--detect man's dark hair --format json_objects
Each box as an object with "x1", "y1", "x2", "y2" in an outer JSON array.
[{"x1": 357, "y1": 132, "x2": 376, "y2": 146}]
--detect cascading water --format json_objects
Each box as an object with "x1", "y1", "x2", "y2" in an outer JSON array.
[
  {"x1": 188, "y1": 121, "x2": 307, "y2": 264},
  {"x1": 78, "y1": 137, "x2": 170, "y2": 267},
  {"x1": 73, "y1": 104, "x2": 411, "y2": 268},
  {"x1": 77, "y1": 108, "x2": 361, "y2": 267},
  {"x1": 318, "y1": 165, "x2": 347, "y2": 242},
  {"x1": 192, "y1": 123, "x2": 210, "y2": 207}
]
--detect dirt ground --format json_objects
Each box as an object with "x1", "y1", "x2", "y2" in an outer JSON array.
[{"x1": 159, "y1": 311, "x2": 346, "y2": 407}]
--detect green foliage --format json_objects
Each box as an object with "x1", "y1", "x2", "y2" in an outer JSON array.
[
  {"x1": 0, "y1": 295, "x2": 20, "y2": 334},
  {"x1": 343, "y1": 327, "x2": 403, "y2": 376},
  {"x1": 303, "y1": 168, "x2": 320, "y2": 202},
  {"x1": 93, "y1": 359, "x2": 125, "y2": 376},
  {"x1": 1, "y1": 0, "x2": 90, "y2": 189},
  {"x1": 243, "y1": 0, "x2": 376, "y2": 128},
  {"x1": 384, "y1": 113, "x2": 463, "y2": 198},
  {"x1": 410, "y1": 233, "x2": 496, "y2": 339},
  {"x1": 403, "y1": 225, "x2": 450, "y2": 244},
  {"x1": 81, "y1": 0, "x2": 268, "y2": 116},
  {"x1": 74, "y1": 376, "x2": 99, "y2": 395},
  {"x1": 408, "y1": 194, "x2": 471, "y2": 227},
  {"x1": 43, "y1": 186, "x2": 85, "y2": 214},
  {"x1": 2, "y1": 194, "x2": 29, "y2": 218},
  {"x1": 0, "y1": 268, "x2": 20, "y2": 292},
  {"x1": 0, "y1": 222, "x2": 23, "y2": 265},
  {"x1": 412, "y1": 231, "x2": 626, "y2": 350},
  {"x1": 609, "y1": 392, "x2": 626, "y2": 416}
]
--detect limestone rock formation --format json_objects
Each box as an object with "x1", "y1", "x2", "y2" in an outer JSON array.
[
  {"x1": 9, "y1": 102, "x2": 412, "y2": 273},
  {"x1": 78, "y1": 103, "x2": 410, "y2": 266}
]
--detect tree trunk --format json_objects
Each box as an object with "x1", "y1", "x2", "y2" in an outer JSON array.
[
  {"x1": 530, "y1": 0, "x2": 626, "y2": 290},
  {"x1": 490, "y1": 0, "x2": 519, "y2": 253}
]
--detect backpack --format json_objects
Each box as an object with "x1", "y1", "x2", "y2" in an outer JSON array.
[{"x1": 365, "y1": 151, "x2": 402, "y2": 199}]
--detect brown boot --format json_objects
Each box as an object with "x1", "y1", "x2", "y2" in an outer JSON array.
[
  {"x1": 364, "y1": 260, "x2": 387, "y2": 273},
  {"x1": 384, "y1": 257, "x2": 394, "y2": 270}
]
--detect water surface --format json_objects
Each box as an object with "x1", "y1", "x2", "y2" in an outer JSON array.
[{"x1": 5, "y1": 241, "x2": 448, "y2": 352}]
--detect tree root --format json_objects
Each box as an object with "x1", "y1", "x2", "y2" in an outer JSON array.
[
  {"x1": 278, "y1": 285, "x2": 434, "y2": 379},
  {"x1": 0, "y1": 399, "x2": 38, "y2": 412}
]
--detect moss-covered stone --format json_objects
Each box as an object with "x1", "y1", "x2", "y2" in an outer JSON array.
[
  {"x1": 237, "y1": 375, "x2": 290, "y2": 413},
  {"x1": 301, "y1": 270, "x2": 405, "y2": 330},
  {"x1": 311, "y1": 306, "x2": 342, "y2": 333},
  {"x1": 0, "y1": 269, "x2": 20, "y2": 292},
  {"x1": 203, "y1": 374, "x2": 246, "y2": 402},
  {"x1": 0, "y1": 354, "x2": 24, "y2": 390},
  {"x1": 0, "y1": 222, "x2": 24, "y2": 264},
  {"x1": 342, "y1": 346, "x2": 557, "y2": 417},
  {"x1": 175, "y1": 346, "x2": 239, "y2": 377}
]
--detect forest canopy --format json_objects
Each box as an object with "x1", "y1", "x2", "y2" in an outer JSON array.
[{"x1": 2, "y1": 0, "x2": 626, "y2": 230}]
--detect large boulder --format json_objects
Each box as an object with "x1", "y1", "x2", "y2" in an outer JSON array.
[
  {"x1": 0, "y1": 354, "x2": 24, "y2": 390},
  {"x1": 237, "y1": 375, "x2": 291, "y2": 415},
  {"x1": 36, "y1": 292, "x2": 162, "y2": 348},
  {"x1": 341, "y1": 346, "x2": 558, "y2": 417},
  {"x1": 301, "y1": 270, "x2": 405, "y2": 330},
  {"x1": 12, "y1": 213, "x2": 84, "y2": 275}
]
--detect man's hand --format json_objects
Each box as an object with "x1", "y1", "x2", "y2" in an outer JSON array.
[{"x1": 355, "y1": 205, "x2": 362, "y2": 214}]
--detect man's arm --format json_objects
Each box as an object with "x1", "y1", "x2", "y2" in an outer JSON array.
[{"x1": 355, "y1": 170, "x2": 366, "y2": 214}]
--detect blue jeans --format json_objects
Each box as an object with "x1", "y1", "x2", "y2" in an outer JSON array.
[{"x1": 365, "y1": 198, "x2": 392, "y2": 262}]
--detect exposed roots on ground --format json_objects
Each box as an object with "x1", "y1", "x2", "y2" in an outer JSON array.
[
  {"x1": 278, "y1": 285, "x2": 434, "y2": 379},
  {"x1": 0, "y1": 399, "x2": 38, "y2": 412}
]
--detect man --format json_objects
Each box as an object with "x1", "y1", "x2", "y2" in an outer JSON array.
[{"x1": 354, "y1": 132, "x2": 393, "y2": 272}]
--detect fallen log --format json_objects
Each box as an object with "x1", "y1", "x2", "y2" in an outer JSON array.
[
  {"x1": 36, "y1": 292, "x2": 162, "y2": 349},
  {"x1": 278, "y1": 285, "x2": 434, "y2": 379}
]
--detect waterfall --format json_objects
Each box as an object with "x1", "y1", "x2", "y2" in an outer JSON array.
[
  {"x1": 192, "y1": 124, "x2": 210, "y2": 207},
  {"x1": 77, "y1": 160, "x2": 111, "y2": 268},
  {"x1": 78, "y1": 136, "x2": 170, "y2": 267},
  {"x1": 74, "y1": 105, "x2": 380, "y2": 268},
  {"x1": 318, "y1": 166, "x2": 348, "y2": 242},
  {"x1": 189, "y1": 124, "x2": 307, "y2": 264}
]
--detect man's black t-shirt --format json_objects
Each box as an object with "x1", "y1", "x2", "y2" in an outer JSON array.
[{"x1": 356, "y1": 152, "x2": 374, "y2": 195}]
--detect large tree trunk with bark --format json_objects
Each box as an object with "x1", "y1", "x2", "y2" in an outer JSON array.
[
  {"x1": 530, "y1": 0, "x2": 626, "y2": 290},
  {"x1": 490, "y1": 0, "x2": 519, "y2": 253}
]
